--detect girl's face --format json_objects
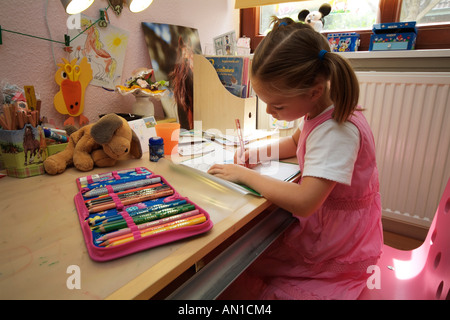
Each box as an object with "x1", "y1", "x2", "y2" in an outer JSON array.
[{"x1": 252, "y1": 79, "x2": 318, "y2": 122}]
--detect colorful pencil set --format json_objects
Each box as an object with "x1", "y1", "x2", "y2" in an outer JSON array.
[
  {"x1": 0, "y1": 103, "x2": 41, "y2": 130},
  {"x1": 74, "y1": 167, "x2": 213, "y2": 260}
]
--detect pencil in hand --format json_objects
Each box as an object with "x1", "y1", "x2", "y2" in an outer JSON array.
[{"x1": 235, "y1": 118, "x2": 248, "y2": 168}]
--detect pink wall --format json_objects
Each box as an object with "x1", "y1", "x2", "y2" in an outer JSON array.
[{"x1": 0, "y1": 0, "x2": 238, "y2": 128}]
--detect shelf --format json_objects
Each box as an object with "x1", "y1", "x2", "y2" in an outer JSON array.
[
  {"x1": 339, "y1": 49, "x2": 450, "y2": 59},
  {"x1": 193, "y1": 54, "x2": 257, "y2": 135},
  {"x1": 338, "y1": 49, "x2": 450, "y2": 72}
]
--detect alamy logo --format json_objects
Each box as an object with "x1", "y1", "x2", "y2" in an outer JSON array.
[
  {"x1": 66, "y1": 265, "x2": 81, "y2": 289},
  {"x1": 366, "y1": 265, "x2": 381, "y2": 289},
  {"x1": 66, "y1": 14, "x2": 81, "y2": 30}
]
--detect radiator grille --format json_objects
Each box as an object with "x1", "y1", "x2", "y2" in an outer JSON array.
[{"x1": 357, "y1": 72, "x2": 450, "y2": 227}]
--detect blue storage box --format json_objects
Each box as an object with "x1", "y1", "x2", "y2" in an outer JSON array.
[
  {"x1": 327, "y1": 33, "x2": 360, "y2": 52},
  {"x1": 369, "y1": 21, "x2": 417, "y2": 51}
]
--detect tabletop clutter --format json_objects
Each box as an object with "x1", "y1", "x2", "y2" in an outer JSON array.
[{"x1": 0, "y1": 83, "x2": 70, "y2": 178}]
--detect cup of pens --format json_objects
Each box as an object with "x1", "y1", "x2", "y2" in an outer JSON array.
[{"x1": 0, "y1": 103, "x2": 46, "y2": 178}]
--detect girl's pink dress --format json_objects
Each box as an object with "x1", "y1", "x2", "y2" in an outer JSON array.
[{"x1": 219, "y1": 109, "x2": 383, "y2": 300}]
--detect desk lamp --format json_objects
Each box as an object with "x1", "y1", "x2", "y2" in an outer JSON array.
[{"x1": 61, "y1": 0, "x2": 153, "y2": 15}]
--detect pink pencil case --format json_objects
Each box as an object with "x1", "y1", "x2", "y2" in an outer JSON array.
[{"x1": 74, "y1": 167, "x2": 213, "y2": 261}]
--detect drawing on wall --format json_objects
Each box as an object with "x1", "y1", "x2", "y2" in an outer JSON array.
[
  {"x1": 142, "y1": 22, "x2": 202, "y2": 130},
  {"x1": 214, "y1": 31, "x2": 236, "y2": 55},
  {"x1": 69, "y1": 14, "x2": 129, "y2": 90}
]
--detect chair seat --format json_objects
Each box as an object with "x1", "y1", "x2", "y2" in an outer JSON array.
[{"x1": 359, "y1": 244, "x2": 431, "y2": 300}]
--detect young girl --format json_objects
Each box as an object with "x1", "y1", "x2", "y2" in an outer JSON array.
[{"x1": 208, "y1": 18, "x2": 383, "y2": 300}]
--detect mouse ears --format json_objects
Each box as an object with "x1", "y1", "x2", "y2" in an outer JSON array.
[
  {"x1": 298, "y1": 9, "x2": 309, "y2": 22},
  {"x1": 298, "y1": 3, "x2": 332, "y2": 22},
  {"x1": 318, "y1": 3, "x2": 332, "y2": 17}
]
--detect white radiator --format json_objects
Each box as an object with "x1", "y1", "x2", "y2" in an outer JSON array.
[{"x1": 357, "y1": 72, "x2": 450, "y2": 228}]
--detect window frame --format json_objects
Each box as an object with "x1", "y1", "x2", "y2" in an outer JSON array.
[{"x1": 240, "y1": 0, "x2": 450, "y2": 52}]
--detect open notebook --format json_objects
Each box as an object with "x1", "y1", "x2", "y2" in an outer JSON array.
[{"x1": 179, "y1": 147, "x2": 300, "y2": 196}]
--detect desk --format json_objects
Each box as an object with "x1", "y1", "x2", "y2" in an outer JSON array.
[{"x1": 0, "y1": 154, "x2": 274, "y2": 299}]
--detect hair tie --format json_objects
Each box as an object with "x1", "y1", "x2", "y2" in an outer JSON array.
[
  {"x1": 318, "y1": 49, "x2": 328, "y2": 61},
  {"x1": 279, "y1": 21, "x2": 287, "y2": 27}
]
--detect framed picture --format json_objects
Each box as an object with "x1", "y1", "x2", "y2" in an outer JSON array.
[{"x1": 142, "y1": 23, "x2": 202, "y2": 129}]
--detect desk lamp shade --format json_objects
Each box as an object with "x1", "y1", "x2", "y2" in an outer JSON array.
[
  {"x1": 128, "y1": 0, "x2": 153, "y2": 12},
  {"x1": 61, "y1": 0, "x2": 94, "y2": 14}
]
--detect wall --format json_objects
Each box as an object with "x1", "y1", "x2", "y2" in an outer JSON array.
[{"x1": 0, "y1": 0, "x2": 239, "y2": 127}]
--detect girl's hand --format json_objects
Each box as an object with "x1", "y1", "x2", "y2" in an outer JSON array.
[
  {"x1": 207, "y1": 163, "x2": 250, "y2": 184},
  {"x1": 234, "y1": 148, "x2": 259, "y2": 169}
]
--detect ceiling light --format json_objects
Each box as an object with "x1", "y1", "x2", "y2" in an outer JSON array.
[
  {"x1": 128, "y1": 0, "x2": 153, "y2": 13},
  {"x1": 61, "y1": 0, "x2": 95, "y2": 14}
]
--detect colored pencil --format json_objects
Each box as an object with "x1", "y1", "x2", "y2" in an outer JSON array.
[
  {"x1": 93, "y1": 203, "x2": 196, "y2": 233},
  {"x1": 95, "y1": 209, "x2": 200, "y2": 242},
  {"x1": 79, "y1": 168, "x2": 139, "y2": 186},
  {"x1": 85, "y1": 185, "x2": 168, "y2": 208},
  {"x1": 83, "y1": 176, "x2": 161, "y2": 198},
  {"x1": 87, "y1": 188, "x2": 174, "y2": 213},
  {"x1": 86, "y1": 191, "x2": 166, "y2": 212},
  {"x1": 89, "y1": 199, "x2": 187, "y2": 226},
  {"x1": 104, "y1": 215, "x2": 207, "y2": 247},
  {"x1": 84, "y1": 183, "x2": 163, "y2": 204},
  {"x1": 83, "y1": 173, "x2": 155, "y2": 191},
  {"x1": 93, "y1": 203, "x2": 195, "y2": 232},
  {"x1": 98, "y1": 212, "x2": 204, "y2": 246},
  {"x1": 235, "y1": 118, "x2": 248, "y2": 168}
]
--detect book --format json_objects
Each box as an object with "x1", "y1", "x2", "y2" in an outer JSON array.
[
  {"x1": 204, "y1": 55, "x2": 252, "y2": 98},
  {"x1": 179, "y1": 148, "x2": 300, "y2": 197}
]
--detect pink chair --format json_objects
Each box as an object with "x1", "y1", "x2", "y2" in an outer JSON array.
[{"x1": 359, "y1": 177, "x2": 450, "y2": 300}]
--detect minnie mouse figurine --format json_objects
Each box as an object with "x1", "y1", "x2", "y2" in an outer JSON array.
[{"x1": 298, "y1": 3, "x2": 332, "y2": 32}]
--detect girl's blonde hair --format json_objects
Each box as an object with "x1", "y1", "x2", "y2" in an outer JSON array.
[{"x1": 252, "y1": 17, "x2": 360, "y2": 123}]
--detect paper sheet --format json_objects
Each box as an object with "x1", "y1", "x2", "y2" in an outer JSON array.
[{"x1": 180, "y1": 146, "x2": 300, "y2": 196}]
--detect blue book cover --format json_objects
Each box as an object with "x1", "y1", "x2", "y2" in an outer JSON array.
[{"x1": 205, "y1": 56, "x2": 249, "y2": 98}]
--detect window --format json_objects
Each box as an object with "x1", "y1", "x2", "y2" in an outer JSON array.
[
  {"x1": 240, "y1": 0, "x2": 450, "y2": 52},
  {"x1": 260, "y1": 0, "x2": 380, "y2": 34},
  {"x1": 400, "y1": 0, "x2": 450, "y2": 24}
]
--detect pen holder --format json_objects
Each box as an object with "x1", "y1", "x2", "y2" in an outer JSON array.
[{"x1": 0, "y1": 124, "x2": 47, "y2": 178}]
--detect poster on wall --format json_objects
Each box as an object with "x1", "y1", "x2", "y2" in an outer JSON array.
[
  {"x1": 69, "y1": 14, "x2": 129, "y2": 90},
  {"x1": 214, "y1": 31, "x2": 236, "y2": 55},
  {"x1": 142, "y1": 22, "x2": 202, "y2": 130}
]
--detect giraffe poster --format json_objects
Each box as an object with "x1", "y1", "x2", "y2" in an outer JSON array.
[{"x1": 69, "y1": 14, "x2": 129, "y2": 90}]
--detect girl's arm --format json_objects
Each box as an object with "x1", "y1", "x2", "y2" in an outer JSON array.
[
  {"x1": 207, "y1": 164, "x2": 336, "y2": 218},
  {"x1": 237, "y1": 128, "x2": 300, "y2": 167},
  {"x1": 210, "y1": 128, "x2": 336, "y2": 218}
]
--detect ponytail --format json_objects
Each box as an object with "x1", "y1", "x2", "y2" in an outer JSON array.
[{"x1": 323, "y1": 53, "x2": 360, "y2": 123}]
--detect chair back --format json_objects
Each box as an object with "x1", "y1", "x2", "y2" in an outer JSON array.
[
  {"x1": 422, "y1": 177, "x2": 450, "y2": 299},
  {"x1": 359, "y1": 177, "x2": 450, "y2": 300}
]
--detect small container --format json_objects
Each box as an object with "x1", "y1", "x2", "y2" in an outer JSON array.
[
  {"x1": 149, "y1": 137, "x2": 164, "y2": 162},
  {"x1": 327, "y1": 32, "x2": 360, "y2": 52}
]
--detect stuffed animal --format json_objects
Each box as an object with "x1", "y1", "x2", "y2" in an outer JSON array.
[
  {"x1": 298, "y1": 3, "x2": 332, "y2": 32},
  {"x1": 43, "y1": 113, "x2": 142, "y2": 175}
]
